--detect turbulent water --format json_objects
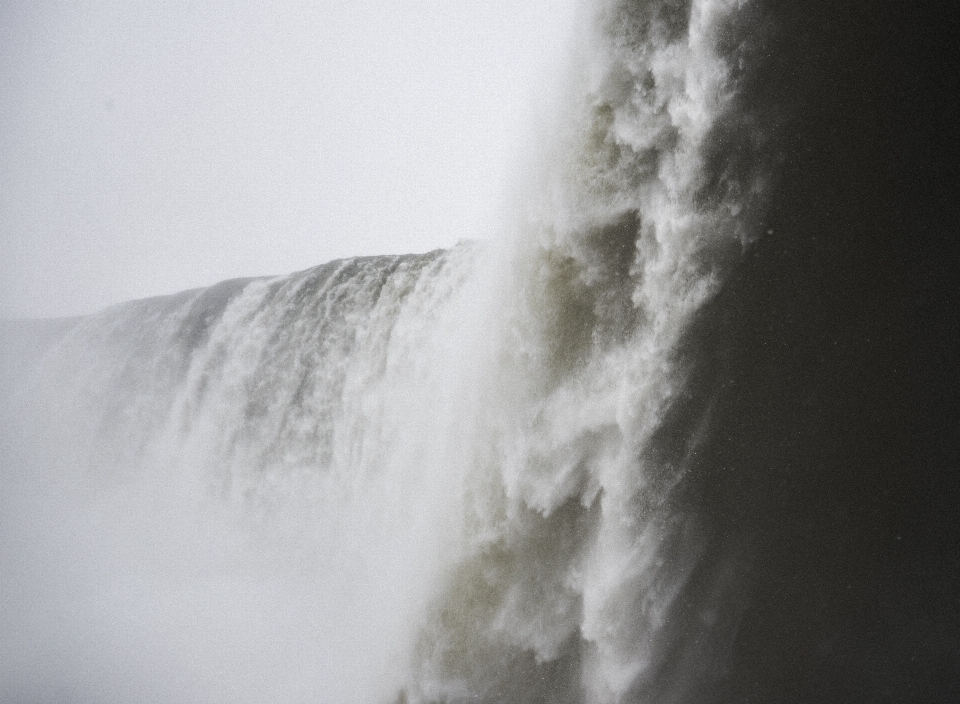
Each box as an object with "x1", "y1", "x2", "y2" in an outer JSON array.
[{"x1": 2, "y1": 0, "x2": 958, "y2": 703}]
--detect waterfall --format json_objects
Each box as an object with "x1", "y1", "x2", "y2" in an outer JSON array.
[{"x1": 3, "y1": 0, "x2": 958, "y2": 702}]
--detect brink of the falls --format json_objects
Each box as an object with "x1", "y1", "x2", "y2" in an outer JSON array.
[{"x1": 2, "y1": 0, "x2": 958, "y2": 703}]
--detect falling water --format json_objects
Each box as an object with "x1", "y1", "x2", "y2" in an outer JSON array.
[
  {"x1": 3, "y1": 1, "x2": 767, "y2": 701},
  {"x1": 4, "y1": 0, "x2": 957, "y2": 702}
]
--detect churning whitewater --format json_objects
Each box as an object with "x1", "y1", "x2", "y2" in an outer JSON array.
[{"x1": 3, "y1": 0, "x2": 790, "y2": 702}]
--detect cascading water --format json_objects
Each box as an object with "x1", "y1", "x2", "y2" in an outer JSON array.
[
  {"x1": 2, "y1": 245, "x2": 496, "y2": 703},
  {"x1": 2, "y1": 1, "x2": 769, "y2": 701},
  {"x1": 4, "y1": 0, "x2": 958, "y2": 702},
  {"x1": 402, "y1": 1, "x2": 772, "y2": 701}
]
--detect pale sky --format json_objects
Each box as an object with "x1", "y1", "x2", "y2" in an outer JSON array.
[{"x1": 0, "y1": 0, "x2": 581, "y2": 319}]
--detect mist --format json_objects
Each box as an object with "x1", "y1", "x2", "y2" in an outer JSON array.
[
  {"x1": 3, "y1": 0, "x2": 959, "y2": 702},
  {"x1": 1, "y1": 0, "x2": 580, "y2": 319}
]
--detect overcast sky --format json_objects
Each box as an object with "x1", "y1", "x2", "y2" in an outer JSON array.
[{"x1": 1, "y1": 0, "x2": 581, "y2": 318}]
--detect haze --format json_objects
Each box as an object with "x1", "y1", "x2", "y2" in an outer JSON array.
[{"x1": 1, "y1": 0, "x2": 580, "y2": 319}]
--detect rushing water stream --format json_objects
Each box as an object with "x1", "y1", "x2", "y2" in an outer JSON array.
[{"x1": 2, "y1": 0, "x2": 959, "y2": 702}]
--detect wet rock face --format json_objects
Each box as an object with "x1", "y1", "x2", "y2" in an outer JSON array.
[{"x1": 678, "y1": 0, "x2": 960, "y2": 701}]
